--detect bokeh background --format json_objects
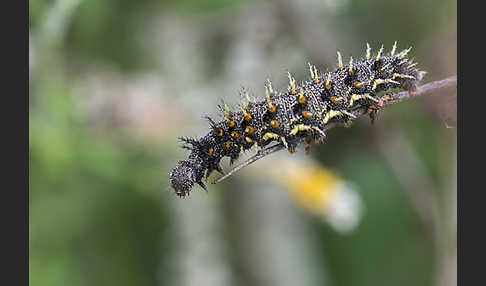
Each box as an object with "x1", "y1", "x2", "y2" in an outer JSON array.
[{"x1": 29, "y1": 0, "x2": 457, "y2": 286}]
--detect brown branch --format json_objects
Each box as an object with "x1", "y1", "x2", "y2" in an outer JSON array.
[
  {"x1": 212, "y1": 144, "x2": 285, "y2": 184},
  {"x1": 212, "y1": 75, "x2": 457, "y2": 185},
  {"x1": 380, "y1": 76, "x2": 457, "y2": 106}
]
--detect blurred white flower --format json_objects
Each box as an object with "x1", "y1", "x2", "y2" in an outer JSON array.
[{"x1": 324, "y1": 181, "x2": 363, "y2": 234}]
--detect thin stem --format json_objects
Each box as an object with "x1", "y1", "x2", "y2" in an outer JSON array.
[
  {"x1": 212, "y1": 76, "x2": 457, "y2": 185},
  {"x1": 381, "y1": 76, "x2": 457, "y2": 106},
  {"x1": 212, "y1": 143, "x2": 285, "y2": 184}
]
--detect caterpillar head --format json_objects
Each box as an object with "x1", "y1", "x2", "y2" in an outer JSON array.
[
  {"x1": 170, "y1": 158, "x2": 209, "y2": 197},
  {"x1": 169, "y1": 160, "x2": 197, "y2": 197}
]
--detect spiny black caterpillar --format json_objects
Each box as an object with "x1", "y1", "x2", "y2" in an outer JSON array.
[{"x1": 170, "y1": 42, "x2": 424, "y2": 197}]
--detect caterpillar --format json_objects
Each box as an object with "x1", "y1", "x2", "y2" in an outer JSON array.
[{"x1": 169, "y1": 42, "x2": 424, "y2": 197}]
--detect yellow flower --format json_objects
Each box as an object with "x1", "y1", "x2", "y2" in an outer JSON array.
[
  {"x1": 261, "y1": 156, "x2": 363, "y2": 234},
  {"x1": 280, "y1": 164, "x2": 339, "y2": 216}
]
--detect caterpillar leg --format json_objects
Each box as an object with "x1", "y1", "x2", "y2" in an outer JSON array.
[
  {"x1": 408, "y1": 83, "x2": 418, "y2": 96},
  {"x1": 365, "y1": 99, "x2": 385, "y2": 125},
  {"x1": 304, "y1": 136, "x2": 314, "y2": 154}
]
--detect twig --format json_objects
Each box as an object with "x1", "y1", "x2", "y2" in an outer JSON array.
[
  {"x1": 213, "y1": 143, "x2": 285, "y2": 184},
  {"x1": 212, "y1": 76, "x2": 457, "y2": 185},
  {"x1": 380, "y1": 76, "x2": 457, "y2": 106}
]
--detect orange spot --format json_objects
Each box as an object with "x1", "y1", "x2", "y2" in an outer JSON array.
[
  {"x1": 330, "y1": 96, "x2": 341, "y2": 104},
  {"x1": 291, "y1": 88, "x2": 297, "y2": 95},
  {"x1": 216, "y1": 128, "x2": 223, "y2": 137},
  {"x1": 270, "y1": 120, "x2": 279, "y2": 128},
  {"x1": 326, "y1": 82, "x2": 331, "y2": 89},
  {"x1": 269, "y1": 105, "x2": 276, "y2": 113},
  {"x1": 353, "y1": 81, "x2": 363, "y2": 88},
  {"x1": 207, "y1": 147, "x2": 214, "y2": 156},
  {"x1": 245, "y1": 125, "x2": 254, "y2": 134},
  {"x1": 244, "y1": 113, "x2": 252, "y2": 121},
  {"x1": 302, "y1": 110, "x2": 313, "y2": 119},
  {"x1": 227, "y1": 120, "x2": 235, "y2": 128},
  {"x1": 225, "y1": 141, "x2": 231, "y2": 149},
  {"x1": 231, "y1": 131, "x2": 239, "y2": 139},
  {"x1": 298, "y1": 94, "x2": 306, "y2": 104}
]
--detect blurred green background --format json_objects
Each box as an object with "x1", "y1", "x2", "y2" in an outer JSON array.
[{"x1": 29, "y1": 0, "x2": 456, "y2": 286}]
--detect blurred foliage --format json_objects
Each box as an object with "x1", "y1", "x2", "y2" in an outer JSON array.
[
  {"x1": 29, "y1": 0, "x2": 456, "y2": 285},
  {"x1": 29, "y1": 71, "x2": 172, "y2": 286}
]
